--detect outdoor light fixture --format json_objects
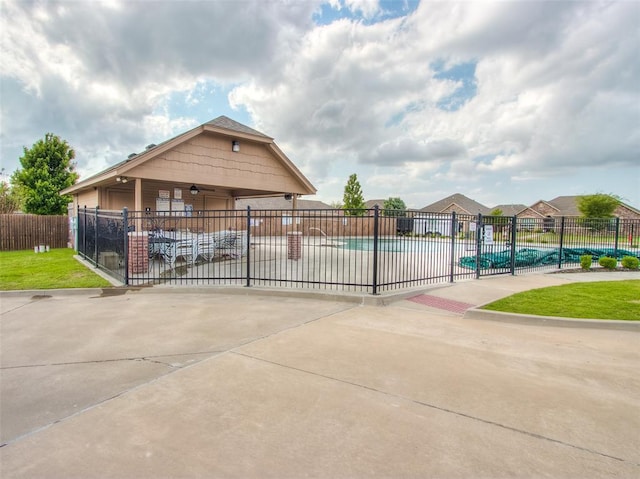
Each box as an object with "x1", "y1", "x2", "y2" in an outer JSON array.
[
  {"x1": 232, "y1": 140, "x2": 240, "y2": 152},
  {"x1": 190, "y1": 184, "x2": 200, "y2": 195},
  {"x1": 284, "y1": 193, "x2": 293, "y2": 200},
  {"x1": 116, "y1": 176, "x2": 129, "y2": 183}
]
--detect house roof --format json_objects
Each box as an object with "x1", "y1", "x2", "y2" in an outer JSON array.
[
  {"x1": 540, "y1": 195, "x2": 640, "y2": 217},
  {"x1": 491, "y1": 204, "x2": 528, "y2": 216},
  {"x1": 545, "y1": 196, "x2": 581, "y2": 216},
  {"x1": 61, "y1": 116, "x2": 315, "y2": 197},
  {"x1": 364, "y1": 199, "x2": 386, "y2": 209},
  {"x1": 205, "y1": 116, "x2": 270, "y2": 138},
  {"x1": 235, "y1": 197, "x2": 332, "y2": 210},
  {"x1": 420, "y1": 193, "x2": 491, "y2": 215}
]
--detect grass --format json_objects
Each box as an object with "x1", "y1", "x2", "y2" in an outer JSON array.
[
  {"x1": 0, "y1": 248, "x2": 112, "y2": 291},
  {"x1": 482, "y1": 280, "x2": 640, "y2": 320}
]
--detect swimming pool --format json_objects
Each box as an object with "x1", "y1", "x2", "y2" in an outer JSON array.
[{"x1": 343, "y1": 237, "x2": 448, "y2": 253}]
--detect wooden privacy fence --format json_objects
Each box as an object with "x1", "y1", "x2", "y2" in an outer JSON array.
[{"x1": 0, "y1": 214, "x2": 69, "y2": 251}]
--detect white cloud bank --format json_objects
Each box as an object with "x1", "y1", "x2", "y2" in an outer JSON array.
[{"x1": 1, "y1": 0, "x2": 638, "y2": 208}]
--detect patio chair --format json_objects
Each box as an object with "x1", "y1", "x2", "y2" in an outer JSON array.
[
  {"x1": 216, "y1": 230, "x2": 246, "y2": 259},
  {"x1": 162, "y1": 239, "x2": 195, "y2": 268},
  {"x1": 196, "y1": 234, "x2": 218, "y2": 262}
]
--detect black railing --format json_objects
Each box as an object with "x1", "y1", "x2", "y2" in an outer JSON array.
[{"x1": 76, "y1": 206, "x2": 640, "y2": 294}]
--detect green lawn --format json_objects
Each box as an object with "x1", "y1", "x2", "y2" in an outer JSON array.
[
  {"x1": 0, "y1": 248, "x2": 112, "y2": 290},
  {"x1": 482, "y1": 280, "x2": 640, "y2": 320}
]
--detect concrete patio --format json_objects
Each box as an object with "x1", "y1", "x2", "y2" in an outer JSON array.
[{"x1": 1, "y1": 272, "x2": 638, "y2": 478}]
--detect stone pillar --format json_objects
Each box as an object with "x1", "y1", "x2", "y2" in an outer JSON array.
[
  {"x1": 287, "y1": 231, "x2": 302, "y2": 260},
  {"x1": 128, "y1": 232, "x2": 149, "y2": 273}
]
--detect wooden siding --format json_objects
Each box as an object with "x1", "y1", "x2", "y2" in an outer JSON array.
[{"x1": 132, "y1": 135, "x2": 302, "y2": 193}]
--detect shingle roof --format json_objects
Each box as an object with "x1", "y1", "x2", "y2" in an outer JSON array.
[
  {"x1": 364, "y1": 199, "x2": 386, "y2": 209},
  {"x1": 420, "y1": 193, "x2": 491, "y2": 215},
  {"x1": 546, "y1": 196, "x2": 581, "y2": 216},
  {"x1": 205, "y1": 116, "x2": 270, "y2": 138},
  {"x1": 75, "y1": 117, "x2": 271, "y2": 185},
  {"x1": 491, "y1": 204, "x2": 528, "y2": 216}
]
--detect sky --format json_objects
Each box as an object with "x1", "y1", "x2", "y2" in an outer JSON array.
[{"x1": 1, "y1": 0, "x2": 639, "y2": 210}]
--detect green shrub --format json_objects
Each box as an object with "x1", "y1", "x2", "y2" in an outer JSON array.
[
  {"x1": 621, "y1": 256, "x2": 639, "y2": 270},
  {"x1": 580, "y1": 255, "x2": 592, "y2": 271},
  {"x1": 598, "y1": 256, "x2": 618, "y2": 270}
]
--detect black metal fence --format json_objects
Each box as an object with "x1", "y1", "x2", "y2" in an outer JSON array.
[{"x1": 76, "y1": 206, "x2": 640, "y2": 294}]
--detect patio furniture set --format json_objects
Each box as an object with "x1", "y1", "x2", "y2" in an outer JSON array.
[{"x1": 148, "y1": 229, "x2": 247, "y2": 268}]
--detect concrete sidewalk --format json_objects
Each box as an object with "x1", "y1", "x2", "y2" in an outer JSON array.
[{"x1": 1, "y1": 272, "x2": 639, "y2": 477}]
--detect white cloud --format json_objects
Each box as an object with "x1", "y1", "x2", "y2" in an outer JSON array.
[
  {"x1": 343, "y1": 0, "x2": 381, "y2": 19},
  {"x1": 1, "y1": 0, "x2": 638, "y2": 208}
]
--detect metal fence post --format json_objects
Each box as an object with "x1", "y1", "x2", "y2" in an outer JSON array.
[
  {"x1": 372, "y1": 205, "x2": 379, "y2": 295},
  {"x1": 246, "y1": 206, "x2": 251, "y2": 287},
  {"x1": 475, "y1": 214, "x2": 483, "y2": 279},
  {"x1": 614, "y1": 216, "x2": 620, "y2": 258},
  {"x1": 94, "y1": 206, "x2": 99, "y2": 265},
  {"x1": 510, "y1": 216, "x2": 517, "y2": 275},
  {"x1": 449, "y1": 212, "x2": 456, "y2": 283},
  {"x1": 83, "y1": 206, "x2": 87, "y2": 259},
  {"x1": 558, "y1": 216, "x2": 566, "y2": 269},
  {"x1": 78, "y1": 205, "x2": 83, "y2": 256},
  {"x1": 123, "y1": 207, "x2": 129, "y2": 285}
]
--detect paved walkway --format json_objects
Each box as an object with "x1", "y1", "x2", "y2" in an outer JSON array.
[{"x1": 1, "y1": 272, "x2": 638, "y2": 478}]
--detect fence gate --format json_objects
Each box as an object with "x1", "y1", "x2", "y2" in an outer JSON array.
[{"x1": 476, "y1": 215, "x2": 517, "y2": 277}]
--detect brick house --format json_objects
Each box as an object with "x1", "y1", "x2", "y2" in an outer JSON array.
[
  {"x1": 420, "y1": 193, "x2": 492, "y2": 215},
  {"x1": 517, "y1": 196, "x2": 640, "y2": 232}
]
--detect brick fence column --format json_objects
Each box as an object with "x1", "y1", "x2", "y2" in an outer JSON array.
[
  {"x1": 287, "y1": 231, "x2": 302, "y2": 260},
  {"x1": 128, "y1": 232, "x2": 149, "y2": 273}
]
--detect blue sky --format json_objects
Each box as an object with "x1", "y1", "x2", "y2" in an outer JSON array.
[{"x1": 1, "y1": 0, "x2": 639, "y2": 209}]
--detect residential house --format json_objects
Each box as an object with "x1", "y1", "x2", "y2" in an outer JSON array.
[
  {"x1": 517, "y1": 195, "x2": 640, "y2": 232},
  {"x1": 491, "y1": 204, "x2": 528, "y2": 217},
  {"x1": 420, "y1": 193, "x2": 492, "y2": 216}
]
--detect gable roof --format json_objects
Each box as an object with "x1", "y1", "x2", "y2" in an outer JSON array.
[
  {"x1": 491, "y1": 204, "x2": 528, "y2": 216},
  {"x1": 205, "y1": 116, "x2": 270, "y2": 138},
  {"x1": 364, "y1": 199, "x2": 386, "y2": 209},
  {"x1": 61, "y1": 116, "x2": 315, "y2": 196},
  {"x1": 546, "y1": 196, "x2": 581, "y2": 216},
  {"x1": 542, "y1": 195, "x2": 640, "y2": 217},
  {"x1": 420, "y1": 193, "x2": 491, "y2": 215}
]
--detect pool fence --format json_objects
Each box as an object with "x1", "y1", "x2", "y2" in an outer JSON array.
[{"x1": 76, "y1": 206, "x2": 640, "y2": 294}]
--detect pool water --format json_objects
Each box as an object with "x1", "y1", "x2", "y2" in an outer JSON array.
[{"x1": 343, "y1": 238, "x2": 441, "y2": 252}]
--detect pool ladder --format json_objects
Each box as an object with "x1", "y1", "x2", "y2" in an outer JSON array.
[{"x1": 309, "y1": 227, "x2": 339, "y2": 247}]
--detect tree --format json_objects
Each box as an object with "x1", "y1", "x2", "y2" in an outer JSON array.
[
  {"x1": 11, "y1": 133, "x2": 78, "y2": 215},
  {"x1": 342, "y1": 173, "x2": 365, "y2": 216},
  {"x1": 0, "y1": 180, "x2": 21, "y2": 213},
  {"x1": 577, "y1": 193, "x2": 622, "y2": 232},
  {"x1": 383, "y1": 197, "x2": 407, "y2": 217},
  {"x1": 484, "y1": 208, "x2": 509, "y2": 226},
  {"x1": 484, "y1": 208, "x2": 510, "y2": 238},
  {"x1": 577, "y1": 194, "x2": 621, "y2": 218}
]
